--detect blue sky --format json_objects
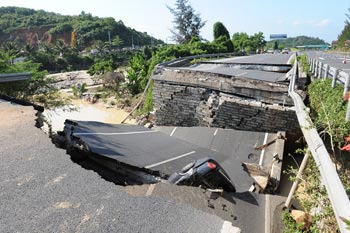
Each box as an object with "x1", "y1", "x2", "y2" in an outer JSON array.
[{"x1": 1, "y1": 0, "x2": 349, "y2": 43}]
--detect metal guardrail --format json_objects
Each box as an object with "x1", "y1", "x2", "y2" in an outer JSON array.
[
  {"x1": 308, "y1": 58, "x2": 350, "y2": 121},
  {"x1": 289, "y1": 55, "x2": 350, "y2": 232},
  {"x1": 0, "y1": 72, "x2": 31, "y2": 83}
]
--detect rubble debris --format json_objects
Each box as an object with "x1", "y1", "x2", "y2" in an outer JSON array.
[
  {"x1": 290, "y1": 209, "x2": 312, "y2": 230},
  {"x1": 254, "y1": 132, "x2": 287, "y2": 150},
  {"x1": 242, "y1": 162, "x2": 270, "y2": 192}
]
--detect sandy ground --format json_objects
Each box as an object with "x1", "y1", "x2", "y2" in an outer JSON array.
[{"x1": 43, "y1": 95, "x2": 136, "y2": 132}]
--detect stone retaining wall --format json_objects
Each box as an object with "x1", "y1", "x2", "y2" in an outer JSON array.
[{"x1": 153, "y1": 82, "x2": 300, "y2": 133}]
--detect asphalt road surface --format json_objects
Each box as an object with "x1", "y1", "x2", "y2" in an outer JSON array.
[
  {"x1": 171, "y1": 53, "x2": 294, "y2": 83},
  {"x1": 67, "y1": 121, "x2": 259, "y2": 192},
  {"x1": 175, "y1": 64, "x2": 289, "y2": 83},
  {"x1": 209, "y1": 53, "x2": 293, "y2": 65},
  {"x1": 304, "y1": 50, "x2": 350, "y2": 74},
  {"x1": 0, "y1": 100, "x2": 239, "y2": 233}
]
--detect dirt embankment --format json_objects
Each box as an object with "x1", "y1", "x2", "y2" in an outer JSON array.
[{"x1": 0, "y1": 26, "x2": 71, "y2": 45}]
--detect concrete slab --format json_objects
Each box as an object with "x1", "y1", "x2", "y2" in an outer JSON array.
[
  {"x1": 154, "y1": 126, "x2": 286, "y2": 192},
  {"x1": 64, "y1": 120, "x2": 255, "y2": 192},
  {"x1": 176, "y1": 65, "x2": 288, "y2": 83}
]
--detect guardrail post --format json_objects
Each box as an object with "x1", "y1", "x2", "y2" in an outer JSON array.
[
  {"x1": 318, "y1": 62, "x2": 323, "y2": 78},
  {"x1": 332, "y1": 69, "x2": 339, "y2": 88},
  {"x1": 346, "y1": 100, "x2": 350, "y2": 122},
  {"x1": 285, "y1": 150, "x2": 310, "y2": 208},
  {"x1": 343, "y1": 74, "x2": 350, "y2": 96},
  {"x1": 315, "y1": 60, "x2": 320, "y2": 77},
  {"x1": 324, "y1": 64, "x2": 329, "y2": 79}
]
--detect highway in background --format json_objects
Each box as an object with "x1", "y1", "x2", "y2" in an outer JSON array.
[{"x1": 304, "y1": 51, "x2": 350, "y2": 74}]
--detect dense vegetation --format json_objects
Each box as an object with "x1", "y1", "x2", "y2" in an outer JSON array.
[
  {"x1": 282, "y1": 56, "x2": 350, "y2": 232},
  {"x1": 265, "y1": 36, "x2": 327, "y2": 49},
  {"x1": 0, "y1": 50, "x2": 66, "y2": 108},
  {"x1": 0, "y1": 6, "x2": 163, "y2": 48},
  {"x1": 337, "y1": 8, "x2": 350, "y2": 50}
]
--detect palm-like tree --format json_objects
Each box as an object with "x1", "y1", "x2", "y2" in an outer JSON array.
[
  {"x1": 94, "y1": 40, "x2": 109, "y2": 54},
  {"x1": 53, "y1": 39, "x2": 68, "y2": 57},
  {"x1": 2, "y1": 41, "x2": 20, "y2": 58},
  {"x1": 112, "y1": 36, "x2": 123, "y2": 49}
]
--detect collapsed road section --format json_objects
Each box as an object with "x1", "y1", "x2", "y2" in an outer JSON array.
[
  {"x1": 0, "y1": 99, "x2": 241, "y2": 233},
  {"x1": 56, "y1": 119, "x2": 285, "y2": 193}
]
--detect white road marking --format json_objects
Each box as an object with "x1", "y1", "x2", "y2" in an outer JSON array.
[
  {"x1": 214, "y1": 128, "x2": 219, "y2": 136},
  {"x1": 145, "y1": 151, "x2": 196, "y2": 169},
  {"x1": 170, "y1": 127, "x2": 177, "y2": 136},
  {"x1": 265, "y1": 195, "x2": 271, "y2": 233},
  {"x1": 259, "y1": 133, "x2": 269, "y2": 166},
  {"x1": 235, "y1": 72, "x2": 247, "y2": 77},
  {"x1": 73, "y1": 131, "x2": 157, "y2": 136},
  {"x1": 318, "y1": 57, "x2": 325, "y2": 60},
  {"x1": 221, "y1": 221, "x2": 241, "y2": 233}
]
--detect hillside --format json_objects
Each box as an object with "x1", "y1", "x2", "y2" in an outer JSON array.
[
  {"x1": 0, "y1": 6, "x2": 163, "y2": 49},
  {"x1": 266, "y1": 36, "x2": 328, "y2": 49}
]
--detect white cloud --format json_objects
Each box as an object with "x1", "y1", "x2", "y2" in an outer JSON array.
[
  {"x1": 292, "y1": 19, "x2": 331, "y2": 27},
  {"x1": 315, "y1": 19, "x2": 331, "y2": 27}
]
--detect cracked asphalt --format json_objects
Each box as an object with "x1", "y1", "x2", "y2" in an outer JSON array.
[{"x1": 0, "y1": 100, "x2": 237, "y2": 233}]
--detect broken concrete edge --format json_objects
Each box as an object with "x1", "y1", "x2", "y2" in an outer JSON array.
[
  {"x1": 221, "y1": 221, "x2": 241, "y2": 233},
  {"x1": 65, "y1": 135, "x2": 165, "y2": 183},
  {"x1": 0, "y1": 94, "x2": 44, "y2": 112},
  {"x1": 50, "y1": 120, "x2": 164, "y2": 185},
  {"x1": 269, "y1": 131, "x2": 286, "y2": 192},
  {"x1": 156, "y1": 53, "x2": 239, "y2": 68},
  {"x1": 198, "y1": 61, "x2": 292, "y2": 73},
  {"x1": 157, "y1": 67, "x2": 290, "y2": 89}
]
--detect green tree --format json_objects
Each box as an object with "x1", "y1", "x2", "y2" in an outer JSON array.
[
  {"x1": 2, "y1": 41, "x2": 20, "y2": 58},
  {"x1": 87, "y1": 57, "x2": 114, "y2": 76},
  {"x1": 126, "y1": 54, "x2": 148, "y2": 95},
  {"x1": 53, "y1": 39, "x2": 68, "y2": 57},
  {"x1": 273, "y1": 41, "x2": 279, "y2": 50},
  {"x1": 232, "y1": 32, "x2": 249, "y2": 52},
  {"x1": 167, "y1": 0, "x2": 206, "y2": 44},
  {"x1": 213, "y1": 22, "x2": 230, "y2": 40},
  {"x1": 250, "y1": 32, "x2": 266, "y2": 52},
  {"x1": 0, "y1": 50, "x2": 67, "y2": 109},
  {"x1": 112, "y1": 35, "x2": 123, "y2": 49},
  {"x1": 337, "y1": 9, "x2": 350, "y2": 49},
  {"x1": 93, "y1": 40, "x2": 109, "y2": 54},
  {"x1": 213, "y1": 36, "x2": 234, "y2": 52}
]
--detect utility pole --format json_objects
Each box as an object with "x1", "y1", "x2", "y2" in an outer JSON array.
[
  {"x1": 131, "y1": 35, "x2": 134, "y2": 49},
  {"x1": 108, "y1": 31, "x2": 111, "y2": 47}
]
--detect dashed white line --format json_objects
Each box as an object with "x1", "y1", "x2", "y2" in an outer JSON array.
[
  {"x1": 235, "y1": 72, "x2": 247, "y2": 77},
  {"x1": 265, "y1": 195, "x2": 271, "y2": 233},
  {"x1": 318, "y1": 57, "x2": 325, "y2": 60},
  {"x1": 259, "y1": 133, "x2": 269, "y2": 166},
  {"x1": 145, "y1": 151, "x2": 196, "y2": 169},
  {"x1": 170, "y1": 127, "x2": 177, "y2": 136},
  {"x1": 73, "y1": 131, "x2": 157, "y2": 136},
  {"x1": 214, "y1": 128, "x2": 219, "y2": 136}
]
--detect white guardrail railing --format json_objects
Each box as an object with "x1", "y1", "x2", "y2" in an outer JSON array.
[
  {"x1": 289, "y1": 54, "x2": 350, "y2": 232},
  {"x1": 309, "y1": 57, "x2": 350, "y2": 121}
]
